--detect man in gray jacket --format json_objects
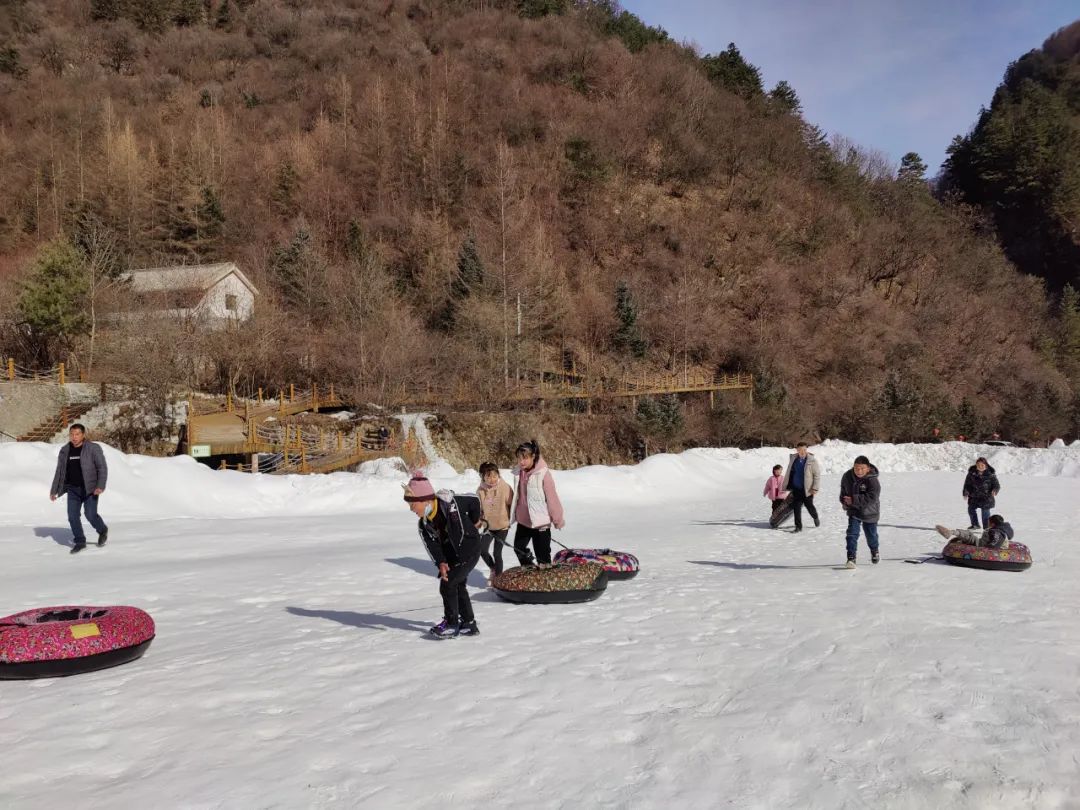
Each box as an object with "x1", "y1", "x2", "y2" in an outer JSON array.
[
  {"x1": 49, "y1": 423, "x2": 109, "y2": 554},
  {"x1": 782, "y1": 442, "x2": 821, "y2": 533}
]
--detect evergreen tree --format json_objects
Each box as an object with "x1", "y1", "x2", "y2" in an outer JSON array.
[
  {"x1": 636, "y1": 394, "x2": 683, "y2": 452},
  {"x1": 215, "y1": 0, "x2": 232, "y2": 29},
  {"x1": 955, "y1": 397, "x2": 981, "y2": 437},
  {"x1": 196, "y1": 186, "x2": 226, "y2": 245},
  {"x1": 453, "y1": 236, "x2": 484, "y2": 299},
  {"x1": 897, "y1": 152, "x2": 928, "y2": 188},
  {"x1": 613, "y1": 281, "x2": 647, "y2": 358},
  {"x1": 941, "y1": 43, "x2": 1080, "y2": 289},
  {"x1": 768, "y1": 80, "x2": 801, "y2": 114},
  {"x1": 16, "y1": 238, "x2": 90, "y2": 361},
  {"x1": 879, "y1": 370, "x2": 923, "y2": 440},
  {"x1": 604, "y1": 10, "x2": 669, "y2": 53},
  {"x1": 0, "y1": 46, "x2": 27, "y2": 80},
  {"x1": 702, "y1": 43, "x2": 764, "y2": 100},
  {"x1": 269, "y1": 226, "x2": 329, "y2": 324},
  {"x1": 1059, "y1": 284, "x2": 1080, "y2": 383},
  {"x1": 436, "y1": 236, "x2": 485, "y2": 332},
  {"x1": 173, "y1": 0, "x2": 204, "y2": 26},
  {"x1": 273, "y1": 160, "x2": 298, "y2": 216},
  {"x1": 517, "y1": 0, "x2": 568, "y2": 19},
  {"x1": 89, "y1": 0, "x2": 123, "y2": 21}
]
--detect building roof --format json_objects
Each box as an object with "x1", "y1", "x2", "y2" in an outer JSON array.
[{"x1": 127, "y1": 262, "x2": 259, "y2": 297}]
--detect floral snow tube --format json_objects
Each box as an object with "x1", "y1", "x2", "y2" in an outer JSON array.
[
  {"x1": 553, "y1": 548, "x2": 640, "y2": 581},
  {"x1": 941, "y1": 542, "x2": 1032, "y2": 572},
  {"x1": 491, "y1": 563, "x2": 608, "y2": 604},
  {"x1": 0, "y1": 606, "x2": 155, "y2": 680}
]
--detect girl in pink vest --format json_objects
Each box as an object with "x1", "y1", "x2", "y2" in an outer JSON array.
[{"x1": 511, "y1": 439, "x2": 565, "y2": 567}]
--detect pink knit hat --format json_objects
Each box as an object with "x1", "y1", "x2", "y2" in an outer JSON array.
[{"x1": 403, "y1": 474, "x2": 436, "y2": 502}]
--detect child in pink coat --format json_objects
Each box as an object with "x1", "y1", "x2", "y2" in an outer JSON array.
[{"x1": 763, "y1": 464, "x2": 788, "y2": 509}]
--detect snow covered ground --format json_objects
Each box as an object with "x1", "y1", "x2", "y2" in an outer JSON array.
[{"x1": 2, "y1": 438, "x2": 1079, "y2": 809}]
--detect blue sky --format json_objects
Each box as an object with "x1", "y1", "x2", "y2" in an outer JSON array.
[{"x1": 619, "y1": 0, "x2": 1079, "y2": 175}]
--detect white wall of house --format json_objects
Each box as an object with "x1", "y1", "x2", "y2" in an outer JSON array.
[{"x1": 193, "y1": 273, "x2": 256, "y2": 320}]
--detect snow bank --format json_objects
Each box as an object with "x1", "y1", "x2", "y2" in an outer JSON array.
[
  {"x1": 2, "y1": 438, "x2": 1076, "y2": 526},
  {"x1": 0, "y1": 442, "x2": 403, "y2": 526}
]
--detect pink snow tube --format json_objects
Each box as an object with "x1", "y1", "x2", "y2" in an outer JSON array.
[
  {"x1": 0, "y1": 606, "x2": 155, "y2": 679},
  {"x1": 553, "y1": 548, "x2": 640, "y2": 580}
]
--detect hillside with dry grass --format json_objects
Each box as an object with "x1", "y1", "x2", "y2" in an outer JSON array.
[{"x1": 1, "y1": 0, "x2": 1076, "y2": 446}]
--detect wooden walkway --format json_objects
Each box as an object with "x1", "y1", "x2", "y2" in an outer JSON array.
[
  {"x1": 186, "y1": 369, "x2": 751, "y2": 473},
  {"x1": 382, "y1": 370, "x2": 753, "y2": 408}
]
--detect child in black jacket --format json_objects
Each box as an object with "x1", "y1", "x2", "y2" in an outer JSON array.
[{"x1": 404, "y1": 474, "x2": 482, "y2": 638}]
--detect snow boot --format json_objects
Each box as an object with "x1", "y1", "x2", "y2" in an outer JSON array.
[
  {"x1": 430, "y1": 620, "x2": 460, "y2": 639},
  {"x1": 844, "y1": 558, "x2": 856, "y2": 569},
  {"x1": 459, "y1": 621, "x2": 480, "y2": 637},
  {"x1": 70, "y1": 542, "x2": 87, "y2": 555},
  {"x1": 871, "y1": 551, "x2": 880, "y2": 564},
  {"x1": 968, "y1": 524, "x2": 980, "y2": 530},
  {"x1": 935, "y1": 525, "x2": 953, "y2": 540},
  {"x1": 814, "y1": 517, "x2": 820, "y2": 528},
  {"x1": 97, "y1": 529, "x2": 108, "y2": 548},
  {"x1": 793, "y1": 527, "x2": 803, "y2": 534}
]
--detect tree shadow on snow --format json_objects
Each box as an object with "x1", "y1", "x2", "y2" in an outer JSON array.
[
  {"x1": 691, "y1": 520, "x2": 777, "y2": 530},
  {"x1": 285, "y1": 606, "x2": 432, "y2": 633},
  {"x1": 688, "y1": 560, "x2": 839, "y2": 571},
  {"x1": 34, "y1": 526, "x2": 74, "y2": 548},
  {"x1": 385, "y1": 556, "x2": 489, "y2": 588}
]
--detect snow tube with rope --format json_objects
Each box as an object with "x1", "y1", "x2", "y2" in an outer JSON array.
[
  {"x1": 0, "y1": 606, "x2": 155, "y2": 679},
  {"x1": 553, "y1": 548, "x2": 640, "y2": 580},
  {"x1": 491, "y1": 563, "x2": 608, "y2": 604},
  {"x1": 941, "y1": 541, "x2": 1032, "y2": 572}
]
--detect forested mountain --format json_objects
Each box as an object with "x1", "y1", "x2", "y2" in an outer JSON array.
[
  {"x1": 1, "y1": 0, "x2": 1076, "y2": 444},
  {"x1": 942, "y1": 20, "x2": 1080, "y2": 293}
]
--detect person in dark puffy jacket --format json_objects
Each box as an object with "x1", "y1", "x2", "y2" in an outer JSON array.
[
  {"x1": 962, "y1": 457, "x2": 1000, "y2": 530},
  {"x1": 936, "y1": 514, "x2": 1013, "y2": 549},
  {"x1": 403, "y1": 474, "x2": 482, "y2": 639},
  {"x1": 839, "y1": 455, "x2": 881, "y2": 567}
]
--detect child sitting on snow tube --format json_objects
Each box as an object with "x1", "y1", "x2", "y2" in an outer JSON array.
[{"x1": 935, "y1": 515, "x2": 1032, "y2": 571}]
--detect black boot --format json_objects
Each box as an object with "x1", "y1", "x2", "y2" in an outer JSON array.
[
  {"x1": 70, "y1": 542, "x2": 87, "y2": 555},
  {"x1": 459, "y1": 620, "x2": 480, "y2": 637},
  {"x1": 97, "y1": 529, "x2": 108, "y2": 547}
]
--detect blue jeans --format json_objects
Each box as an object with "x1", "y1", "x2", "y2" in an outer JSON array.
[
  {"x1": 967, "y1": 504, "x2": 990, "y2": 529},
  {"x1": 66, "y1": 485, "x2": 107, "y2": 544},
  {"x1": 845, "y1": 515, "x2": 879, "y2": 560}
]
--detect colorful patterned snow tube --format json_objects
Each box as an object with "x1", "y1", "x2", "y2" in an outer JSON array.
[
  {"x1": 941, "y1": 542, "x2": 1032, "y2": 572},
  {"x1": 491, "y1": 563, "x2": 608, "y2": 604},
  {"x1": 553, "y1": 548, "x2": 640, "y2": 581},
  {"x1": 0, "y1": 606, "x2": 155, "y2": 679}
]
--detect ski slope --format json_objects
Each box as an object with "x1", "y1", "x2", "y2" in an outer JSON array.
[{"x1": 1, "y1": 439, "x2": 1079, "y2": 809}]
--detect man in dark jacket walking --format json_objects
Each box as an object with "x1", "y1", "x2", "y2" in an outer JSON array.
[
  {"x1": 403, "y1": 474, "x2": 482, "y2": 638},
  {"x1": 49, "y1": 423, "x2": 109, "y2": 554},
  {"x1": 962, "y1": 457, "x2": 1000, "y2": 530},
  {"x1": 839, "y1": 455, "x2": 880, "y2": 568}
]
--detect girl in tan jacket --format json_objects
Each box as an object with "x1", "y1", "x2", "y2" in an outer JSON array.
[{"x1": 477, "y1": 461, "x2": 514, "y2": 576}]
